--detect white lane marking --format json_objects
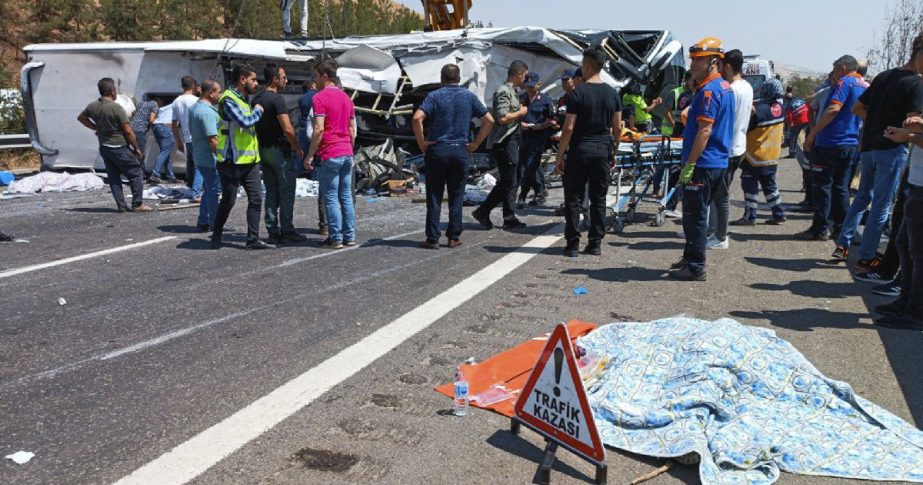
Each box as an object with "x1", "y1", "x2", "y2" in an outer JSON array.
[
  {"x1": 275, "y1": 229, "x2": 421, "y2": 268},
  {"x1": 3, "y1": 311, "x2": 252, "y2": 388},
  {"x1": 99, "y1": 311, "x2": 252, "y2": 361},
  {"x1": 0, "y1": 237, "x2": 177, "y2": 279},
  {"x1": 114, "y1": 226, "x2": 563, "y2": 485},
  {"x1": 0, "y1": 229, "x2": 453, "y2": 390}
]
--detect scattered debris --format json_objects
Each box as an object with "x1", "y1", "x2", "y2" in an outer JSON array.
[
  {"x1": 291, "y1": 447, "x2": 359, "y2": 473},
  {"x1": 463, "y1": 185, "x2": 488, "y2": 205},
  {"x1": 142, "y1": 186, "x2": 195, "y2": 201},
  {"x1": 630, "y1": 463, "x2": 672, "y2": 485},
  {"x1": 5, "y1": 451, "x2": 35, "y2": 465},
  {"x1": 471, "y1": 384, "x2": 519, "y2": 406},
  {"x1": 294, "y1": 179, "x2": 319, "y2": 198},
  {"x1": 573, "y1": 287, "x2": 588, "y2": 295},
  {"x1": 477, "y1": 174, "x2": 496, "y2": 191},
  {"x1": 57, "y1": 298, "x2": 66, "y2": 306},
  {"x1": 157, "y1": 203, "x2": 200, "y2": 212},
  {"x1": 354, "y1": 138, "x2": 417, "y2": 195}
]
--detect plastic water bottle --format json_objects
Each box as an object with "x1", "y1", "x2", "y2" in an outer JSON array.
[{"x1": 453, "y1": 366, "x2": 469, "y2": 416}]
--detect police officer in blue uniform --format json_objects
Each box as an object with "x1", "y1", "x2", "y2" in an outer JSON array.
[
  {"x1": 517, "y1": 72, "x2": 557, "y2": 207},
  {"x1": 670, "y1": 37, "x2": 736, "y2": 281}
]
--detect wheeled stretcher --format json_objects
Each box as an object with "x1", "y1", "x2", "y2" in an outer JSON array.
[{"x1": 608, "y1": 136, "x2": 684, "y2": 234}]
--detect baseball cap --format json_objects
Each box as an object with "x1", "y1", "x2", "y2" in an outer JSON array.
[
  {"x1": 524, "y1": 72, "x2": 540, "y2": 88},
  {"x1": 560, "y1": 68, "x2": 577, "y2": 80}
]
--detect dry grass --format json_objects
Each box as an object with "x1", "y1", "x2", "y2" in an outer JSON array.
[{"x1": 0, "y1": 149, "x2": 41, "y2": 172}]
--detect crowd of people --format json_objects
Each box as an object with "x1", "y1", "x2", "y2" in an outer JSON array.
[
  {"x1": 3, "y1": 31, "x2": 923, "y2": 330},
  {"x1": 412, "y1": 32, "x2": 923, "y2": 330},
  {"x1": 70, "y1": 60, "x2": 358, "y2": 250}
]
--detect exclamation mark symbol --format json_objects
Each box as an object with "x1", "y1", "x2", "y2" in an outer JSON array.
[{"x1": 553, "y1": 347, "x2": 563, "y2": 397}]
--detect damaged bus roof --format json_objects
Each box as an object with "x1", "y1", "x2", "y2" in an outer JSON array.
[{"x1": 23, "y1": 27, "x2": 684, "y2": 171}]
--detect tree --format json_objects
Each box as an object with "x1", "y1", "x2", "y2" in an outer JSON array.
[
  {"x1": 2, "y1": 0, "x2": 424, "y2": 85},
  {"x1": 866, "y1": 0, "x2": 923, "y2": 72},
  {"x1": 787, "y1": 74, "x2": 826, "y2": 100},
  {"x1": 31, "y1": 0, "x2": 100, "y2": 43}
]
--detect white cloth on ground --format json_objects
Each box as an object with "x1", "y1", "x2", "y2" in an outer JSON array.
[{"x1": 6, "y1": 172, "x2": 105, "y2": 194}]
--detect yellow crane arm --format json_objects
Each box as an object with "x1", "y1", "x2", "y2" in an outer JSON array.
[{"x1": 421, "y1": 0, "x2": 471, "y2": 31}]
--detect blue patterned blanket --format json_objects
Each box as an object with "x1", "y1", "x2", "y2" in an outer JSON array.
[{"x1": 576, "y1": 317, "x2": 923, "y2": 484}]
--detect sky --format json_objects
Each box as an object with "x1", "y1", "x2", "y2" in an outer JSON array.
[{"x1": 394, "y1": 0, "x2": 888, "y2": 72}]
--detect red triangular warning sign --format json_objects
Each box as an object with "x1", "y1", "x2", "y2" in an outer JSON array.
[{"x1": 514, "y1": 323, "x2": 605, "y2": 463}]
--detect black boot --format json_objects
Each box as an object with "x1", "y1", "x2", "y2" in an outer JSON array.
[
  {"x1": 563, "y1": 240, "x2": 579, "y2": 258},
  {"x1": 582, "y1": 241, "x2": 601, "y2": 256}
]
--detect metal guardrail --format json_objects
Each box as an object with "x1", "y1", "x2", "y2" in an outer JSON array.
[{"x1": 0, "y1": 133, "x2": 31, "y2": 150}]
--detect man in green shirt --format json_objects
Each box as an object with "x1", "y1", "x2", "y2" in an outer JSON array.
[
  {"x1": 189, "y1": 79, "x2": 223, "y2": 232},
  {"x1": 78, "y1": 78, "x2": 151, "y2": 213},
  {"x1": 473, "y1": 60, "x2": 530, "y2": 230},
  {"x1": 621, "y1": 82, "x2": 662, "y2": 133}
]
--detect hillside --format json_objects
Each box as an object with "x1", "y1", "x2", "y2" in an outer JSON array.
[{"x1": 0, "y1": 0, "x2": 423, "y2": 88}]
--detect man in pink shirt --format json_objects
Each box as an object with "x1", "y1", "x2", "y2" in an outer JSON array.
[{"x1": 305, "y1": 60, "x2": 357, "y2": 249}]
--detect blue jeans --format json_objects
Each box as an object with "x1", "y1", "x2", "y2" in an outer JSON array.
[
  {"x1": 152, "y1": 124, "x2": 175, "y2": 179},
  {"x1": 196, "y1": 165, "x2": 220, "y2": 227},
  {"x1": 682, "y1": 166, "x2": 726, "y2": 274},
  {"x1": 185, "y1": 142, "x2": 203, "y2": 198},
  {"x1": 136, "y1": 131, "x2": 149, "y2": 167},
  {"x1": 425, "y1": 143, "x2": 468, "y2": 242},
  {"x1": 810, "y1": 145, "x2": 857, "y2": 235},
  {"x1": 836, "y1": 145, "x2": 909, "y2": 258},
  {"x1": 318, "y1": 155, "x2": 356, "y2": 242}
]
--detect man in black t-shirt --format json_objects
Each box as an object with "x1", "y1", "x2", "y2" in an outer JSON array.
[
  {"x1": 555, "y1": 47, "x2": 622, "y2": 257},
  {"x1": 254, "y1": 64, "x2": 306, "y2": 245},
  {"x1": 832, "y1": 43, "x2": 923, "y2": 268}
]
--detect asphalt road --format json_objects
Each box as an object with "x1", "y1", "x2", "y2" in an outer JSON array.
[{"x1": 1, "y1": 160, "x2": 921, "y2": 485}]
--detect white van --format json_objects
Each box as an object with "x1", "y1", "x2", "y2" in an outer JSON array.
[{"x1": 742, "y1": 55, "x2": 775, "y2": 93}]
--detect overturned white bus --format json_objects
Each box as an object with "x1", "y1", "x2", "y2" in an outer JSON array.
[{"x1": 22, "y1": 27, "x2": 684, "y2": 173}]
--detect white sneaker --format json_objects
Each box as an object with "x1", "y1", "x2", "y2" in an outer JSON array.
[
  {"x1": 706, "y1": 236, "x2": 729, "y2": 250},
  {"x1": 664, "y1": 209, "x2": 682, "y2": 219}
]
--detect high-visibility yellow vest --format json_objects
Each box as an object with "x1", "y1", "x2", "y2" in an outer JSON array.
[
  {"x1": 217, "y1": 89, "x2": 260, "y2": 165},
  {"x1": 660, "y1": 86, "x2": 686, "y2": 137}
]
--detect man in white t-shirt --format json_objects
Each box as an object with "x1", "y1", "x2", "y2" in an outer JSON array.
[
  {"x1": 708, "y1": 49, "x2": 753, "y2": 250},
  {"x1": 115, "y1": 92, "x2": 135, "y2": 119},
  {"x1": 171, "y1": 76, "x2": 202, "y2": 199}
]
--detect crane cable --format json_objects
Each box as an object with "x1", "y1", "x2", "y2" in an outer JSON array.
[{"x1": 321, "y1": 0, "x2": 336, "y2": 58}]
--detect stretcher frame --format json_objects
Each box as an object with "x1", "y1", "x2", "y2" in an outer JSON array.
[{"x1": 608, "y1": 136, "x2": 683, "y2": 234}]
